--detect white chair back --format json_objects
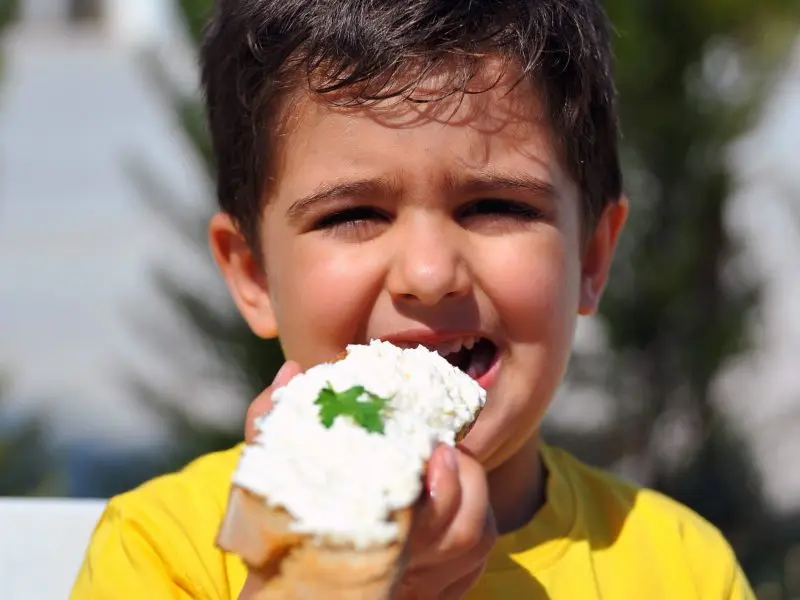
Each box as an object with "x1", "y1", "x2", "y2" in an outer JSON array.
[{"x1": 0, "y1": 497, "x2": 106, "y2": 599}]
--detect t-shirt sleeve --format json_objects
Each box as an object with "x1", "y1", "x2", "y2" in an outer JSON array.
[
  {"x1": 725, "y1": 562, "x2": 756, "y2": 600},
  {"x1": 703, "y1": 531, "x2": 756, "y2": 600},
  {"x1": 70, "y1": 500, "x2": 212, "y2": 599},
  {"x1": 675, "y1": 504, "x2": 757, "y2": 600},
  {"x1": 69, "y1": 449, "x2": 242, "y2": 600}
]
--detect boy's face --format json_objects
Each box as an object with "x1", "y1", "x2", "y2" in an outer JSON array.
[{"x1": 211, "y1": 62, "x2": 627, "y2": 471}]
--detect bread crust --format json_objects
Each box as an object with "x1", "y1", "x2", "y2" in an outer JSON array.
[{"x1": 217, "y1": 487, "x2": 412, "y2": 599}]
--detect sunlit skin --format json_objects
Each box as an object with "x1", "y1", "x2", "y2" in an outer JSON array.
[{"x1": 210, "y1": 60, "x2": 628, "y2": 598}]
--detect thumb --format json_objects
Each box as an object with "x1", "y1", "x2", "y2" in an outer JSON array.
[
  {"x1": 245, "y1": 361, "x2": 302, "y2": 443},
  {"x1": 410, "y1": 444, "x2": 462, "y2": 552}
]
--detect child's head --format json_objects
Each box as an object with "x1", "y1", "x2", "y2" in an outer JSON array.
[{"x1": 205, "y1": 0, "x2": 627, "y2": 470}]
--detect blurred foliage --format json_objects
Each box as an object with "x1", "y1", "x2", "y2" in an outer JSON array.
[
  {"x1": 131, "y1": 0, "x2": 800, "y2": 596},
  {"x1": 176, "y1": 0, "x2": 212, "y2": 46},
  {"x1": 0, "y1": 0, "x2": 18, "y2": 76},
  {"x1": 0, "y1": 0, "x2": 17, "y2": 30},
  {"x1": 0, "y1": 375, "x2": 63, "y2": 497}
]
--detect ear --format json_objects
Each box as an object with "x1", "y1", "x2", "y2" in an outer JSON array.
[
  {"x1": 579, "y1": 195, "x2": 629, "y2": 316},
  {"x1": 208, "y1": 212, "x2": 278, "y2": 338}
]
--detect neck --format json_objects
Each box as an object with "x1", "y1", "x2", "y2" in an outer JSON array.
[{"x1": 486, "y1": 434, "x2": 546, "y2": 535}]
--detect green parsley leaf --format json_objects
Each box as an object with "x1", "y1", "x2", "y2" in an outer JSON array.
[{"x1": 314, "y1": 383, "x2": 389, "y2": 434}]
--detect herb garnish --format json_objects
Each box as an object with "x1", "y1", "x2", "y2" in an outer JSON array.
[{"x1": 314, "y1": 384, "x2": 389, "y2": 434}]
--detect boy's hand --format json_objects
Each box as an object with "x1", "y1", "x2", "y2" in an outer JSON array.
[
  {"x1": 243, "y1": 361, "x2": 302, "y2": 443},
  {"x1": 240, "y1": 362, "x2": 495, "y2": 600},
  {"x1": 396, "y1": 444, "x2": 497, "y2": 600}
]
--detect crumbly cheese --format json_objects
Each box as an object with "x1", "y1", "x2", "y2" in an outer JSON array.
[{"x1": 232, "y1": 339, "x2": 486, "y2": 549}]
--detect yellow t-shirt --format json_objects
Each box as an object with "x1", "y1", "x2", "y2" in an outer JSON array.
[{"x1": 70, "y1": 443, "x2": 755, "y2": 599}]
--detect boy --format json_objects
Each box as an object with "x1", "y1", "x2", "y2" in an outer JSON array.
[{"x1": 71, "y1": 0, "x2": 755, "y2": 598}]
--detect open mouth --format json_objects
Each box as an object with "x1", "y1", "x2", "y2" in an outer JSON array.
[{"x1": 395, "y1": 337, "x2": 499, "y2": 381}]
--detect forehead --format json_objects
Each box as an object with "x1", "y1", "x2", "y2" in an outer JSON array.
[{"x1": 269, "y1": 60, "x2": 573, "y2": 202}]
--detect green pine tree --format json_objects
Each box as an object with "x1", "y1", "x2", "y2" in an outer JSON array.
[
  {"x1": 0, "y1": 373, "x2": 61, "y2": 497},
  {"x1": 0, "y1": 0, "x2": 15, "y2": 30},
  {"x1": 0, "y1": 0, "x2": 17, "y2": 76}
]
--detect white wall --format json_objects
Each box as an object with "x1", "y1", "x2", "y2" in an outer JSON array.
[{"x1": 20, "y1": 0, "x2": 70, "y2": 22}]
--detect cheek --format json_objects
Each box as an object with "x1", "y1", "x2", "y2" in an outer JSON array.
[
  {"x1": 481, "y1": 233, "x2": 581, "y2": 343},
  {"x1": 469, "y1": 235, "x2": 581, "y2": 467},
  {"x1": 267, "y1": 238, "x2": 385, "y2": 365}
]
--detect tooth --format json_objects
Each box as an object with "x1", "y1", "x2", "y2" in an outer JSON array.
[
  {"x1": 448, "y1": 341, "x2": 461, "y2": 355},
  {"x1": 435, "y1": 340, "x2": 460, "y2": 356},
  {"x1": 463, "y1": 337, "x2": 476, "y2": 350}
]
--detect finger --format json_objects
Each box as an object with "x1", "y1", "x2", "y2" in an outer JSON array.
[
  {"x1": 436, "y1": 451, "x2": 492, "y2": 554},
  {"x1": 244, "y1": 361, "x2": 302, "y2": 442},
  {"x1": 415, "y1": 450, "x2": 494, "y2": 566},
  {"x1": 409, "y1": 444, "x2": 462, "y2": 554},
  {"x1": 402, "y1": 519, "x2": 492, "y2": 600},
  {"x1": 406, "y1": 503, "x2": 496, "y2": 592},
  {"x1": 440, "y1": 562, "x2": 488, "y2": 600},
  {"x1": 403, "y1": 544, "x2": 489, "y2": 597}
]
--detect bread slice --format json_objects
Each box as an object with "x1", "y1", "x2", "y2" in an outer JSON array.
[
  {"x1": 217, "y1": 487, "x2": 305, "y2": 569},
  {"x1": 217, "y1": 487, "x2": 411, "y2": 599},
  {"x1": 217, "y1": 345, "x2": 482, "y2": 598}
]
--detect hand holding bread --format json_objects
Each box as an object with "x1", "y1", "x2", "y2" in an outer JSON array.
[{"x1": 222, "y1": 341, "x2": 493, "y2": 599}]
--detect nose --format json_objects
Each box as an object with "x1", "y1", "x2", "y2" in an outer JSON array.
[{"x1": 386, "y1": 217, "x2": 472, "y2": 306}]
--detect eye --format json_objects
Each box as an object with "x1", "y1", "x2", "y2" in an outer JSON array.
[
  {"x1": 312, "y1": 206, "x2": 390, "y2": 238},
  {"x1": 457, "y1": 199, "x2": 544, "y2": 223}
]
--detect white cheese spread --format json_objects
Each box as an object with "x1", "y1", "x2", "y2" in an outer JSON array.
[{"x1": 232, "y1": 339, "x2": 486, "y2": 549}]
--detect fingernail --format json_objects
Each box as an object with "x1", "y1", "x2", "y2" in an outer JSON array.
[
  {"x1": 429, "y1": 446, "x2": 458, "y2": 500},
  {"x1": 442, "y1": 445, "x2": 458, "y2": 472},
  {"x1": 273, "y1": 362, "x2": 292, "y2": 384}
]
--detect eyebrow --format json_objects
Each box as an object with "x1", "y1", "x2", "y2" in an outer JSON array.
[
  {"x1": 445, "y1": 171, "x2": 557, "y2": 201},
  {"x1": 286, "y1": 179, "x2": 399, "y2": 224},
  {"x1": 285, "y1": 170, "x2": 558, "y2": 223}
]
